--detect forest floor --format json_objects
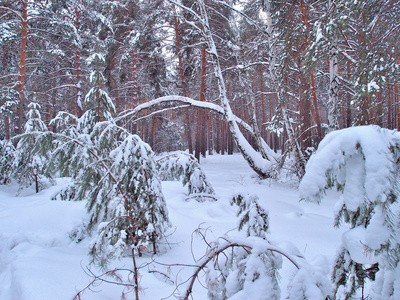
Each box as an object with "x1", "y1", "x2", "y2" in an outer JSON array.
[{"x1": 0, "y1": 153, "x2": 345, "y2": 299}]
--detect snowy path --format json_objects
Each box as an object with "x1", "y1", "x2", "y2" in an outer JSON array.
[{"x1": 0, "y1": 154, "x2": 344, "y2": 299}]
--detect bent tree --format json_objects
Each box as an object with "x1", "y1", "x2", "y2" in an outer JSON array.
[{"x1": 118, "y1": 0, "x2": 307, "y2": 179}]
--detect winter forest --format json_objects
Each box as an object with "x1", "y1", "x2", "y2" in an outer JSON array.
[{"x1": 1, "y1": 0, "x2": 400, "y2": 299}]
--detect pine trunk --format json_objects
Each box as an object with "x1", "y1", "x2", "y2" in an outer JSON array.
[
  {"x1": 17, "y1": 0, "x2": 28, "y2": 133},
  {"x1": 74, "y1": 7, "x2": 83, "y2": 116}
]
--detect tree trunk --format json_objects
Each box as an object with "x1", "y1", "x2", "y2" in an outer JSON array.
[
  {"x1": 74, "y1": 7, "x2": 83, "y2": 117},
  {"x1": 17, "y1": 0, "x2": 28, "y2": 133},
  {"x1": 198, "y1": 0, "x2": 275, "y2": 177},
  {"x1": 195, "y1": 44, "x2": 207, "y2": 161},
  {"x1": 328, "y1": 36, "x2": 339, "y2": 130},
  {"x1": 174, "y1": 13, "x2": 193, "y2": 154}
]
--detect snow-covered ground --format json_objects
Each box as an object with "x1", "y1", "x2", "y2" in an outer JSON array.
[{"x1": 0, "y1": 153, "x2": 345, "y2": 299}]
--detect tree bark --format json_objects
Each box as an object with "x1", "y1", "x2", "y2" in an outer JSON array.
[
  {"x1": 17, "y1": 0, "x2": 28, "y2": 133},
  {"x1": 195, "y1": 44, "x2": 207, "y2": 162},
  {"x1": 74, "y1": 7, "x2": 83, "y2": 117},
  {"x1": 174, "y1": 13, "x2": 193, "y2": 154}
]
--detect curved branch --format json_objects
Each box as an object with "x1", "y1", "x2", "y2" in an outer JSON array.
[
  {"x1": 117, "y1": 95, "x2": 253, "y2": 135},
  {"x1": 117, "y1": 95, "x2": 279, "y2": 165},
  {"x1": 0, "y1": 6, "x2": 23, "y2": 21},
  {"x1": 182, "y1": 239, "x2": 300, "y2": 300}
]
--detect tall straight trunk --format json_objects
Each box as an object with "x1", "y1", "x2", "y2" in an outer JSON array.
[
  {"x1": 299, "y1": 73, "x2": 312, "y2": 150},
  {"x1": 249, "y1": 74, "x2": 275, "y2": 161},
  {"x1": 259, "y1": 66, "x2": 266, "y2": 139},
  {"x1": 346, "y1": 50, "x2": 352, "y2": 127},
  {"x1": 17, "y1": 0, "x2": 28, "y2": 133},
  {"x1": 397, "y1": 57, "x2": 400, "y2": 130},
  {"x1": 52, "y1": 95, "x2": 56, "y2": 132},
  {"x1": 195, "y1": 44, "x2": 207, "y2": 161},
  {"x1": 46, "y1": 95, "x2": 51, "y2": 125},
  {"x1": 150, "y1": 115, "x2": 156, "y2": 147},
  {"x1": 328, "y1": 37, "x2": 339, "y2": 129},
  {"x1": 221, "y1": 120, "x2": 226, "y2": 155},
  {"x1": 310, "y1": 72, "x2": 322, "y2": 140},
  {"x1": 2, "y1": 44, "x2": 10, "y2": 138},
  {"x1": 131, "y1": 50, "x2": 139, "y2": 133},
  {"x1": 4, "y1": 116, "x2": 10, "y2": 140},
  {"x1": 300, "y1": 0, "x2": 322, "y2": 139},
  {"x1": 132, "y1": 50, "x2": 139, "y2": 104},
  {"x1": 396, "y1": 83, "x2": 400, "y2": 130},
  {"x1": 74, "y1": 7, "x2": 83, "y2": 116},
  {"x1": 200, "y1": 45, "x2": 207, "y2": 157},
  {"x1": 174, "y1": 13, "x2": 193, "y2": 153},
  {"x1": 215, "y1": 118, "x2": 220, "y2": 153},
  {"x1": 387, "y1": 85, "x2": 392, "y2": 128},
  {"x1": 207, "y1": 114, "x2": 212, "y2": 155}
]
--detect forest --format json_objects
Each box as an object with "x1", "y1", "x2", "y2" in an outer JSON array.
[{"x1": 1, "y1": 0, "x2": 400, "y2": 299}]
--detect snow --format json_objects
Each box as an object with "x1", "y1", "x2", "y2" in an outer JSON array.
[
  {"x1": 300, "y1": 126, "x2": 398, "y2": 204},
  {"x1": 368, "y1": 80, "x2": 380, "y2": 92},
  {"x1": 342, "y1": 226, "x2": 378, "y2": 264},
  {"x1": 0, "y1": 154, "x2": 345, "y2": 299}
]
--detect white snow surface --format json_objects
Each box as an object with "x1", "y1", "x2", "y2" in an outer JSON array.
[{"x1": 0, "y1": 154, "x2": 345, "y2": 299}]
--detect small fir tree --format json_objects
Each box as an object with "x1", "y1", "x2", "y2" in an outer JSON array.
[
  {"x1": 0, "y1": 140, "x2": 15, "y2": 184},
  {"x1": 197, "y1": 193, "x2": 281, "y2": 300},
  {"x1": 89, "y1": 133, "x2": 170, "y2": 264},
  {"x1": 157, "y1": 152, "x2": 215, "y2": 201},
  {"x1": 300, "y1": 125, "x2": 400, "y2": 299},
  {"x1": 85, "y1": 43, "x2": 115, "y2": 123},
  {"x1": 50, "y1": 114, "x2": 170, "y2": 264},
  {"x1": 12, "y1": 102, "x2": 52, "y2": 193}
]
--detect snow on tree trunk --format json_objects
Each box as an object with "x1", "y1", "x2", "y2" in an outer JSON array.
[
  {"x1": 328, "y1": 32, "x2": 339, "y2": 131},
  {"x1": 196, "y1": 0, "x2": 275, "y2": 179}
]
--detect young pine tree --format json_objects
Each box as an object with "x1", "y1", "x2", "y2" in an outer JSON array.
[
  {"x1": 157, "y1": 152, "x2": 215, "y2": 201},
  {"x1": 13, "y1": 102, "x2": 53, "y2": 193},
  {"x1": 0, "y1": 139, "x2": 15, "y2": 184},
  {"x1": 89, "y1": 133, "x2": 170, "y2": 265},
  {"x1": 300, "y1": 125, "x2": 400, "y2": 299}
]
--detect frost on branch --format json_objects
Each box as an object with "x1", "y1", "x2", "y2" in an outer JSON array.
[
  {"x1": 0, "y1": 140, "x2": 15, "y2": 184},
  {"x1": 84, "y1": 131, "x2": 169, "y2": 265},
  {"x1": 183, "y1": 192, "x2": 328, "y2": 299},
  {"x1": 50, "y1": 112, "x2": 170, "y2": 265},
  {"x1": 12, "y1": 102, "x2": 53, "y2": 193},
  {"x1": 231, "y1": 192, "x2": 269, "y2": 239},
  {"x1": 157, "y1": 152, "x2": 215, "y2": 201},
  {"x1": 299, "y1": 125, "x2": 400, "y2": 299}
]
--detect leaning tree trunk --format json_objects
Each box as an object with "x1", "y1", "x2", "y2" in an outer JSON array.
[{"x1": 197, "y1": 0, "x2": 275, "y2": 178}]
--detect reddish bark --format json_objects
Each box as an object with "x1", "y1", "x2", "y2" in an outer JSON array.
[
  {"x1": 300, "y1": 0, "x2": 322, "y2": 141},
  {"x1": 397, "y1": 56, "x2": 400, "y2": 130},
  {"x1": 174, "y1": 13, "x2": 193, "y2": 153},
  {"x1": 195, "y1": 44, "x2": 207, "y2": 161},
  {"x1": 259, "y1": 67, "x2": 266, "y2": 138},
  {"x1": 17, "y1": 0, "x2": 28, "y2": 133}
]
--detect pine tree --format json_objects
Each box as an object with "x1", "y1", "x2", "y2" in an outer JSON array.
[
  {"x1": 0, "y1": 139, "x2": 15, "y2": 184},
  {"x1": 88, "y1": 133, "x2": 170, "y2": 263},
  {"x1": 85, "y1": 43, "x2": 116, "y2": 123},
  {"x1": 157, "y1": 152, "x2": 215, "y2": 201},
  {"x1": 51, "y1": 111, "x2": 170, "y2": 261},
  {"x1": 300, "y1": 125, "x2": 400, "y2": 299},
  {"x1": 12, "y1": 102, "x2": 52, "y2": 193}
]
